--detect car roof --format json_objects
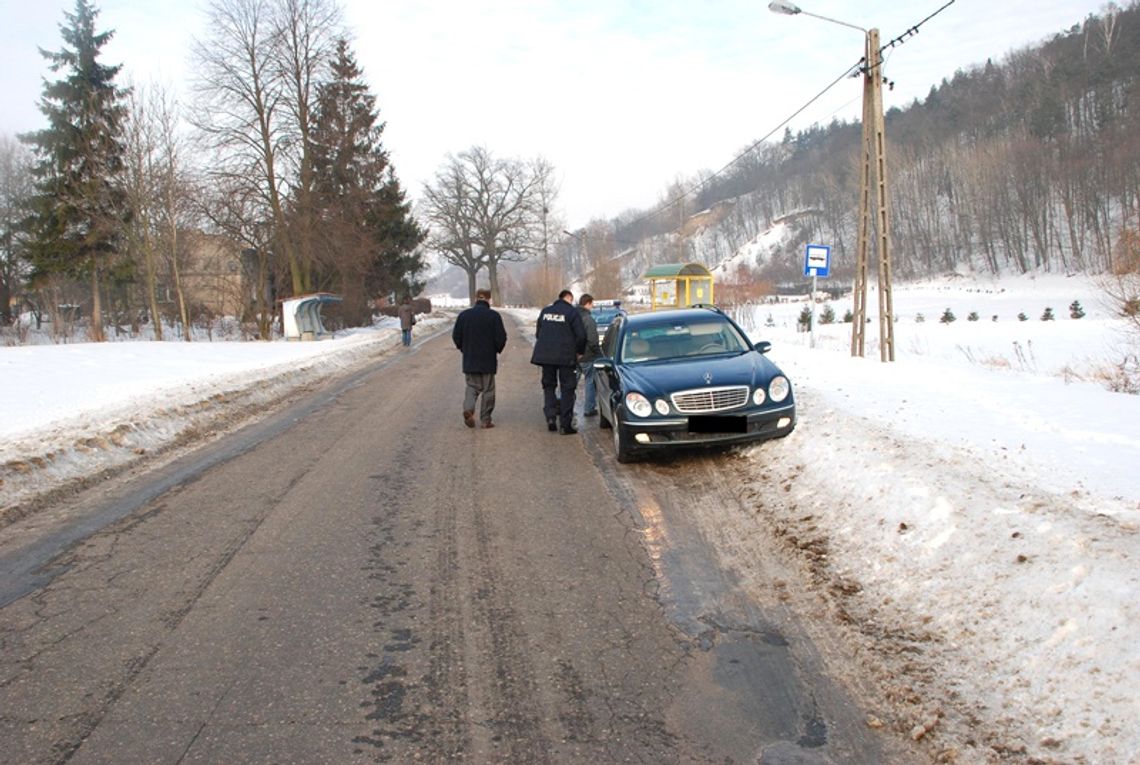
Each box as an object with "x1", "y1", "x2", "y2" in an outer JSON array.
[{"x1": 621, "y1": 307, "x2": 724, "y2": 327}]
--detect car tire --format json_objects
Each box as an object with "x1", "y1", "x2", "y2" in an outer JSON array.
[{"x1": 613, "y1": 411, "x2": 636, "y2": 463}]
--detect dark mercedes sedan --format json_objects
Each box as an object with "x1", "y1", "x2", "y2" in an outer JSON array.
[{"x1": 592, "y1": 306, "x2": 795, "y2": 462}]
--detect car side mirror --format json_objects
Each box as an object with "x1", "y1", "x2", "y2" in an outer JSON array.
[
  {"x1": 755, "y1": 341, "x2": 772, "y2": 354},
  {"x1": 593, "y1": 357, "x2": 614, "y2": 370}
]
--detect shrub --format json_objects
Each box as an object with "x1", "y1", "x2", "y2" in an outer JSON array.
[
  {"x1": 1041, "y1": 307, "x2": 1055, "y2": 321},
  {"x1": 797, "y1": 305, "x2": 812, "y2": 331},
  {"x1": 915, "y1": 312, "x2": 925, "y2": 323},
  {"x1": 967, "y1": 311, "x2": 979, "y2": 321},
  {"x1": 819, "y1": 305, "x2": 836, "y2": 324},
  {"x1": 843, "y1": 309, "x2": 853, "y2": 323},
  {"x1": 1018, "y1": 312, "x2": 1029, "y2": 321},
  {"x1": 1069, "y1": 300, "x2": 1085, "y2": 319},
  {"x1": 940, "y1": 308, "x2": 956, "y2": 324}
]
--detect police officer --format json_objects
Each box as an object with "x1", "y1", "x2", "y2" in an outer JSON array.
[{"x1": 530, "y1": 289, "x2": 586, "y2": 434}]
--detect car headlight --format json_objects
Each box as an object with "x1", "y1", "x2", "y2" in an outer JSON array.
[
  {"x1": 625, "y1": 392, "x2": 653, "y2": 417},
  {"x1": 768, "y1": 375, "x2": 790, "y2": 403},
  {"x1": 654, "y1": 398, "x2": 670, "y2": 415},
  {"x1": 752, "y1": 387, "x2": 766, "y2": 405}
]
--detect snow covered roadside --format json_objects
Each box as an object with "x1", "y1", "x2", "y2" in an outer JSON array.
[
  {"x1": 717, "y1": 280, "x2": 1140, "y2": 764},
  {"x1": 0, "y1": 316, "x2": 450, "y2": 522}
]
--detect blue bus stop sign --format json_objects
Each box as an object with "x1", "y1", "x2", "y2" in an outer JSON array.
[{"x1": 804, "y1": 244, "x2": 830, "y2": 278}]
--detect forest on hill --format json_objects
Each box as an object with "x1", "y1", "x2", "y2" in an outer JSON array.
[{"x1": 568, "y1": 2, "x2": 1140, "y2": 292}]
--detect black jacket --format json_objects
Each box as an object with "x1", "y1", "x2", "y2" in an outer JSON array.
[
  {"x1": 452, "y1": 301, "x2": 507, "y2": 374},
  {"x1": 530, "y1": 299, "x2": 586, "y2": 367},
  {"x1": 578, "y1": 306, "x2": 601, "y2": 362}
]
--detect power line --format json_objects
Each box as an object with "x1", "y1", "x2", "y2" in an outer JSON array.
[
  {"x1": 619, "y1": 58, "x2": 861, "y2": 235},
  {"x1": 613, "y1": 0, "x2": 959, "y2": 242}
]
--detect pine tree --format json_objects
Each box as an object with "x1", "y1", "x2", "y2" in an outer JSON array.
[
  {"x1": 309, "y1": 40, "x2": 424, "y2": 324},
  {"x1": 940, "y1": 307, "x2": 956, "y2": 323},
  {"x1": 20, "y1": 0, "x2": 129, "y2": 342},
  {"x1": 797, "y1": 305, "x2": 811, "y2": 331},
  {"x1": 1069, "y1": 300, "x2": 1085, "y2": 319},
  {"x1": 967, "y1": 311, "x2": 979, "y2": 321},
  {"x1": 819, "y1": 304, "x2": 836, "y2": 324},
  {"x1": 1041, "y1": 306, "x2": 1055, "y2": 321}
]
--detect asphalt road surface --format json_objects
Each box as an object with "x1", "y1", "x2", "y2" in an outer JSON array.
[{"x1": 0, "y1": 317, "x2": 912, "y2": 764}]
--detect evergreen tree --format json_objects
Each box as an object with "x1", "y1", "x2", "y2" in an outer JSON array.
[
  {"x1": 1069, "y1": 300, "x2": 1085, "y2": 319},
  {"x1": 797, "y1": 305, "x2": 812, "y2": 331},
  {"x1": 1018, "y1": 312, "x2": 1029, "y2": 321},
  {"x1": 309, "y1": 39, "x2": 424, "y2": 324},
  {"x1": 967, "y1": 311, "x2": 979, "y2": 321},
  {"x1": 940, "y1": 307, "x2": 956, "y2": 323},
  {"x1": 20, "y1": 0, "x2": 130, "y2": 342},
  {"x1": 1041, "y1": 306, "x2": 1055, "y2": 321},
  {"x1": 819, "y1": 304, "x2": 836, "y2": 324}
]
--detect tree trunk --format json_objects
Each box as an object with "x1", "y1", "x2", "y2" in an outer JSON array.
[{"x1": 89, "y1": 261, "x2": 106, "y2": 342}]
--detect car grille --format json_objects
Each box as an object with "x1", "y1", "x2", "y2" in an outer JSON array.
[{"x1": 670, "y1": 385, "x2": 749, "y2": 413}]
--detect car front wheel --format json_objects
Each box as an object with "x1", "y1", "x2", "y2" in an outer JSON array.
[{"x1": 612, "y1": 411, "x2": 636, "y2": 463}]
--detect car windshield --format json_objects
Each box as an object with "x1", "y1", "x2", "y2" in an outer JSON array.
[
  {"x1": 620, "y1": 318, "x2": 750, "y2": 363},
  {"x1": 593, "y1": 306, "x2": 622, "y2": 325}
]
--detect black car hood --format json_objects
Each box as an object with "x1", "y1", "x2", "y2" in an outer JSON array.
[{"x1": 618, "y1": 351, "x2": 785, "y2": 395}]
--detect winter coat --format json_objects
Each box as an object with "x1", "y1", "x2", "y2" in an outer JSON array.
[
  {"x1": 530, "y1": 298, "x2": 586, "y2": 367},
  {"x1": 452, "y1": 300, "x2": 507, "y2": 374},
  {"x1": 578, "y1": 306, "x2": 601, "y2": 363},
  {"x1": 397, "y1": 302, "x2": 416, "y2": 331}
]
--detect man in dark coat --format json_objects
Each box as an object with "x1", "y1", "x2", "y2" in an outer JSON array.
[
  {"x1": 530, "y1": 289, "x2": 586, "y2": 434},
  {"x1": 452, "y1": 289, "x2": 508, "y2": 428}
]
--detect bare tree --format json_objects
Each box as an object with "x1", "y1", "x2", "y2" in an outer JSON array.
[
  {"x1": 191, "y1": 0, "x2": 337, "y2": 298},
  {"x1": 421, "y1": 146, "x2": 549, "y2": 303},
  {"x1": 421, "y1": 158, "x2": 484, "y2": 302}
]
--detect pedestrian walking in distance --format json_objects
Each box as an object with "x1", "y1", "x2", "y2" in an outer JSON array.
[
  {"x1": 397, "y1": 296, "x2": 416, "y2": 347},
  {"x1": 530, "y1": 289, "x2": 586, "y2": 435},
  {"x1": 452, "y1": 289, "x2": 507, "y2": 429},
  {"x1": 577, "y1": 294, "x2": 601, "y2": 417}
]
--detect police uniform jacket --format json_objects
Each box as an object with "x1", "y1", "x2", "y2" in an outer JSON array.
[{"x1": 530, "y1": 299, "x2": 586, "y2": 367}]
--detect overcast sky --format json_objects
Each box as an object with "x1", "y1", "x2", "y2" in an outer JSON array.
[{"x1": 0, "y1": 0, "x2": 1115, "y2": 227}]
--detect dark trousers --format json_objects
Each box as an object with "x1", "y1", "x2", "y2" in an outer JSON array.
[{"x1": 541, "y1": 364, "x2": 577, "y2": 428}]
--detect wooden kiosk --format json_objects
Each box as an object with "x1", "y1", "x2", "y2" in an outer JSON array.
[{"x1": 642, "y1": 263, "x2": 715, "y2": 310}]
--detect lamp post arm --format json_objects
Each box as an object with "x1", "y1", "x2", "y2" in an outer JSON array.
[{"x1": 796, "y1": 9, "x2": 866, "y2": 33}]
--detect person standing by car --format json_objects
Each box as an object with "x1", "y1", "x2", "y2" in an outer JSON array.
[
  {"x1": 452, "y1": 289, "x2": 508, "y2": 429},
  {"x1": 577, "y1": 294, "x2": 601, "y2": 417},
  {"x1": 397, "y1": 296, "x2": 416, "y2": 347},
  {"x1": 530, "y1": 289, "x2": 586, "y2": 434}
]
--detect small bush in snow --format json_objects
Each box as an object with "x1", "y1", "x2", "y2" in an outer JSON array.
[
  {"x1": 1042, "y1": 307, "x2": 1056, "y2": 321},
  {"x1": 797, "y1": 305, "x2": 812, "y2": 331},
  {"x1": 992, "y1": 314, "x2": 999, "y2": 322},
  {"x1": 915, "y1": 313, "x2": 925, "y2": 323},
  {"x1": 1069, "y1": 300, "x2": 1085, "y2": 319},
  {"x1": 940, "y1": 308, "x2": 956, "y2": 324},
  {"x1": 765, "y1": 313, "x2": 775, "y2": 327},
  {"x1": 1018, "y1": 312, "x2": 1029, "y2": 321},
  {"x1": 843, "y1": 309, "x2": 853, "y2": 323},
  {"x1": 819, "y1": 305, "x2": 836, "y2": 324},
  {"x1": 967, "y1": 311, "x2": 979, "y2": 321}
]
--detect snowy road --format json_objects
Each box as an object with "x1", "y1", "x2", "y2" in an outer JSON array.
[{"x1": 0, "y1": 318, "x2": 909, "y2": 763}]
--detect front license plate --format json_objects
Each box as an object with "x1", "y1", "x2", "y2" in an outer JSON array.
[{"x1": 688, "y1": 415, "x2": 747, "y2": 434}]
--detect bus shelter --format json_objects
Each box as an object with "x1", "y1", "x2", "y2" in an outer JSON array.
[
  {"x1": 282, "y1": 293, "x2": 342, "y2": 340},
  {"x1": 642, "y1": 263, "x2": 715, "y2": 310}
]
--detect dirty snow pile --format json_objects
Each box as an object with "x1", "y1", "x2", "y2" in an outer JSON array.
[{"x1": 730, "y1": 273, "x2": 1139, "y2": 764}]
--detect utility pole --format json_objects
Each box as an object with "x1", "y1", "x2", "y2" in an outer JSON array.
[
  {"x1": 852, "y1": 28, "x2": 895, "y2": 361},
  {"x1": 769, "y1": 1, "x2": 895, "y2": 362}
]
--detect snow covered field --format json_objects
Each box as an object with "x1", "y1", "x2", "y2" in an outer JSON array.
[{"x1": 2, "y1": 274, "x2": 1138, "y2": 763}]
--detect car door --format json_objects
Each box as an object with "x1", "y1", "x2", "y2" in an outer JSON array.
[{"x1": 595, "y1": 315, "x2": 623, "y2": 421}]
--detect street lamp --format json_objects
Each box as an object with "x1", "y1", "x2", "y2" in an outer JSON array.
[{"x1": 769, "y1": 1, "x2": 895, "y2": 362}]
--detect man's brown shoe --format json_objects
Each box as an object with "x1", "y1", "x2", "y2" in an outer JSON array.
[
  {"x1": 481, "y1": 420, "x2": 494, "y2": 429},
  {"x1": 463, "y1": 410, "x2": 476, "y2": 428}
]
